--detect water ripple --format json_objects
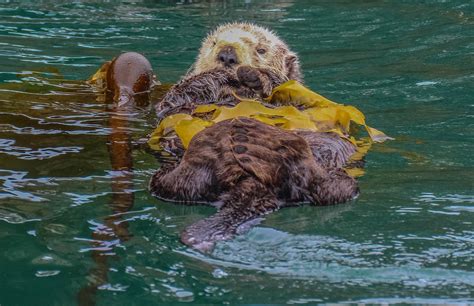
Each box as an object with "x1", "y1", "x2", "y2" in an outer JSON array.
[
  {"x1": 0, "y1": 1, "x2": 472, "y2": 304},
  {"x1": 0, "y1": 170, "x2": 47, "y2": 202},
  {"x1": 182, "y1": 227, "x2": 474, "y2": 287},
  {"x1": 0, "y1": 143, "x2": 82, "y2": 160}
]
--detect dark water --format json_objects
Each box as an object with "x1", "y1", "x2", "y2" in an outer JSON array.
[{"x1": 0, "y1": 1, "x2": 473, "y2": 305}]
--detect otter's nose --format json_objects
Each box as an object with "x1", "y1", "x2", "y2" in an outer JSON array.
[{"x1": 217, "y1": 46, "x2": 239, "y2": 67}]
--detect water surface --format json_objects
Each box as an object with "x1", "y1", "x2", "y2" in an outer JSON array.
[{"x1": 0, "y1": 1, "x2": 473, "y2": 305}]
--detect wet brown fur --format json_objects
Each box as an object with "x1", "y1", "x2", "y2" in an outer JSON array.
[
  {"x1": 150, "y1": 118, "x2": 358, "y2": 252},
  {"x1": 150, "y1": 23, "x2": 360, "y2": 252},
  {"x1": 155, "y1": 23, "x2": 302, "y2": 119}
]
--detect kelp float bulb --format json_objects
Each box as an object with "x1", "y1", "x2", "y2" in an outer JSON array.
[{"x1": 106, "y1": 52, "x2": 157, "y2": 107}]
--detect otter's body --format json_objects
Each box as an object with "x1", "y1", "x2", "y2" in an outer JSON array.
[
  {"x1": 150, "y1": 23, "x2": 360, "y2": 251},
  {"x1": 150, "y1": 118, "x2": 358, "y2": 252}
]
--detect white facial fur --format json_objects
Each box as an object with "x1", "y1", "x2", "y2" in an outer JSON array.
[{"x1": 192, "y1": 22, "x2": 294, "y2": 76}]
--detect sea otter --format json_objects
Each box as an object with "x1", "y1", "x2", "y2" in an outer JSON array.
[
  {"x1": 155, "y1": 22, "x2": 302, "y2": 119},
  {"x1": 150, "y1": 118, "x2": 358, "y2": 252},
  {"x1": 150, "y1": 23, "x2": 360, "y2": 252}
]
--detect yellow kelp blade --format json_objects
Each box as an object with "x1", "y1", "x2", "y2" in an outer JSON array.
[
  {"x1": 251, "y1": 114, "x2": 288, "y2": 127},
  {"x1": 344, "y1": 139, "x2": 372, "y2": 177},
  {"x1": 267, "y1": 81, "x2": 392, "y2": 143},
  {"x1": 340, "y1": 105, "x2": 366, "y2": 126},
  {"x1": 277, "y1": 114, "x2": 317, "y2": 131},
  {"x1": 87, "y1": 61, "x2": 111, "y2": 88},
  {"x1": 304, "y1": 106, "x2": 351, "y2": 133},
  {"x1": 175, "y1": 118, "x2": 214, "y2": 148},
  {"x1": 148, "y1": 80, "x2": 392, "y2": 154},
  {"x1": 253, "y1": 113, "x2": 318, "y2": 131},
  {"x1": 345, "y1": 167, "x2": 365, "y2": 178},
  {"x1": 265, "y1": 80, "x2": 337, "y2": 108},
  {"x1": 193, "y1": 104, "x2": 219, "y2": 114},
  {"x1": 252, "y1": 104, "x2": 318, "y2": 131},
  {"x1": 366, "y1": 126, "x2": 394, "y2": 143},
  {"x1": 211, "y1": 101, "x2": 319, "y2": 131},
  {"x1": 211, "y1": 100, "x2": 278, "y2": 122},
  {"x1": 331, "y1": 104, "x2": 392, "y2": 143},
  {"x1": 148, "y1": 113, "x2": 193, "y2": 150}
]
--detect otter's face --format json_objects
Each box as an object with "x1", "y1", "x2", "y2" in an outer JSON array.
[{"x1": 192, "y1": 23, "x2": 301, "y2": 81}]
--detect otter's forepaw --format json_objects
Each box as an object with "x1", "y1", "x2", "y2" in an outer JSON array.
[{"x1": 237, "y1": 66, "x2": 263, "y2": 91}]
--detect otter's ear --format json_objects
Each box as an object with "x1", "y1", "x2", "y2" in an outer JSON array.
[{"x1": 285, "y1": 53, "x2": 303, "y2": 82}]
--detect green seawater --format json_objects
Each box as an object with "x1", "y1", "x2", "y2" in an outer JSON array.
[{"x1": 0, "y1": 1, "x2": 473, "y2": 305}]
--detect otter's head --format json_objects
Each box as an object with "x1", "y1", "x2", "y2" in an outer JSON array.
[{"x1": 191, "y1": 22, "x2": 302, "y2": 81}]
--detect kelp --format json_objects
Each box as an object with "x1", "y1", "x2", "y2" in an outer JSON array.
[
  {"x1": 148, "y1": 81, "x2": 392, "y2": 176},
  {"x1": 148, "y1": 114, "x2": 213, "y2": 150},
  {"x1": 266, "y1": 81, "x2": 392, "y2": 143},
  {"x1": 150, "y1": 80, "x2": 391, "y2": 146},
  {"x1": 87, "y1": 58, "x2": 171, "y2": 104},
  {"x1": 87, "y1": 61, "x2": 111, "y2": 91}
]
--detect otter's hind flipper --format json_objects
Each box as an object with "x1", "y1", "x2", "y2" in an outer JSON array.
[
  {"x1": 181, "y1": 179, "x2": 280, "y2": 252},
  {"x1": 306, "y1": 167, "x2": 359, "y2": 206},
  {"x1": 180, "y1": 208, "x2": 264, "y2": 253},
  {"x1": 149, "y1": 163, "x2": 218, "y2": 203},
  {"x1": 293, "y1": 132, "x2": 359, "y2": 205},
  {"x1": 227, "y1": 117, "x2": 314, "y2": 186},
  {"x1": 296, "y1": 131, "x2": 357, "y2": 169},
  {"x1": 149, "y1": 127, "x2": 226, "y2": 203}
]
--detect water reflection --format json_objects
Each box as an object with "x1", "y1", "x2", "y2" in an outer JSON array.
[
  {"x1": 77, "y1": 95, "x2": 141, "y2": 304},
  {"x1": 0, "y1": 0, "x2": 473, "y2": 304}
]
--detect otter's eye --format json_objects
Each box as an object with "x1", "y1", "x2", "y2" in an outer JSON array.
[
  {"x1": 257, "y1": 48, "x2": 266, "y2": 55},
  {"x1": 212, "y1": 41, "x2": 217, "y2": 47}
]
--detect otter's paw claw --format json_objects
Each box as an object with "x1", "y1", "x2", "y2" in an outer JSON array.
[{"x1": 237, "y1": 66, "x2": 262, "y2": 90}]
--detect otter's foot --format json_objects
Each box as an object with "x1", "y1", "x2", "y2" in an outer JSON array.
[
  {"x1": 181, "y1": 181, "x2": 280, "y2": 253},
  {"x1": 181, "y1": 209, "x2": 271, "y2": 253},
  {"x1": 237, "y1": 66, "x2": 288, "y2": 98},
  {"x1": 180, "y1": 209, "x2": 265, "y2": 253},
  {"x1": 237, "y1": 66, "x2": 263, "y2": 91},
  {"x1": 236, "y1": 66, "x2": 274, "y2": 98}
]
